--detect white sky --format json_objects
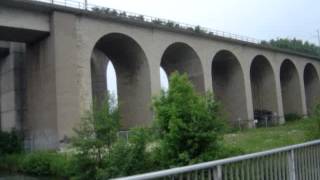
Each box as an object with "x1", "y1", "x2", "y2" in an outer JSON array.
[{"x1": 87, "y1": 0, "x2": 320, "y2": 95}]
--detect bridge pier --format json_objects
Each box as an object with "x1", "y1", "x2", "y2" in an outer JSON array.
[
  {"x1": 23, "y1": 12, "x2": 81, "y2": 150},
  {"x1": 0, "y1": 42, "x2": 25, "y2": 132}
]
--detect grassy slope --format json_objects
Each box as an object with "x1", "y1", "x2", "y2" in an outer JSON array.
[{"x1": 224, "y1": 119, "x2": 317, "y2": 154}]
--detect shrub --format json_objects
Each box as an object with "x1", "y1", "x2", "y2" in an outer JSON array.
[
  {"x1": 152, "y1": 72, "x2": 225, "y2": 168},
  {"x1": 306, "y1": 103, "x2": 320, "y2": 139},
  {"x1": 0, "y1": 154, "x2": 23, "y2": 172},
  {"x1": 285, "y1": 113, "x2": 302, "y2": 122},
  {"x1": 0, "y1": 130, "x2": 23, "y2": 155},
  {"x1": 20, "y1": 151, "x2": 71, "y2": 177},
  {"x1": 97, "y1": 128, "x2": 154, "y2": 179},
  {"x1": 71, "y1": 93, "x2": 120, "y2": 179}
]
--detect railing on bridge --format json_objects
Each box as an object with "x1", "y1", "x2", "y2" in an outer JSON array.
[
  {"x1": 113, "y1": 140, "x2": 320, "y2": 180},
  {"x1": 27, "y1": 0, "x2": 262, "y2": 44}
]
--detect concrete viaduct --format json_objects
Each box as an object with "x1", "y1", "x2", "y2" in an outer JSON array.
[{"x1": 0, "y1": 0, "x2": 320, "y2": 149}]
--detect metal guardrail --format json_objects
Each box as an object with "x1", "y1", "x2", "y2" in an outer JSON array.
[
  {"x1": 114, "y1": 140, "x2": 320, "y2": 180},
  {"x1": 28, "y1": 0, "x2": 262, "y2": 44}
]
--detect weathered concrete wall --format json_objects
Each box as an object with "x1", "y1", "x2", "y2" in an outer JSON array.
[
  {"x1": 0, "y1": 6, "x2": 49, "y2": 42},
  {"x1": 91, "y1": 49, "x2": 109, "y2": 105},
  {"x1": 23, "y1": 12, "x2": 81, "y2": 149},
  {"x1": 0, "y1": 42, "x2": 25, "y2": 131}
]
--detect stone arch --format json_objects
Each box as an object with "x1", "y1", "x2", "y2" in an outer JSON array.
[
  {"x1": 304, "y1": 63, "x2": 320, "y2": 114},
  {"x1": 91, "y1": 33, "x2": 152, "y2": 130},
  {"x1": 280, "y1": 59, "x2": 303, "y2": 116},
  {"x1": 160, "y1": 42, "x2": 205, "y2": 93},
  {"x1": 212, "y1": 50, "x2": 247, "y2": 124},
  {"x1": 250, "y1": 55, "x2": 278, "y2": 115}
]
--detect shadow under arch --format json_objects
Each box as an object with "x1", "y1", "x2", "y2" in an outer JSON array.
[
  {"x1": 212, "y1": 50, "x2": 247, "y2": 125},
  {"x1": 250, "y1": 55, "x2": 278, "y2": 117},
  {"x1": 304, "y1": 63, "x2": 320, "y2": 115},
  {"x1": 90, "y1": 33, "x2": 152, "y2": 130},
  {"x1": 280, "y1": 59, "x2": 303, "y2": 116},
  {"x1": 160, "y1": 42, "x2": 205, "y2": 93}
]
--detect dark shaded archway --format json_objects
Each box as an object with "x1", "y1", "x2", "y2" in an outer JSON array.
[
  {"x1": 280, "y1": 60, "x2": 303, "y2": 116},
  {"x1": 304, "y1": 63, "x2": 320, "y2": 114},
  {"x1": 250, "y1": 55, "x2": 278, "y2": 115},
  {"x1": 161, "y1": 42, "x2": 205, "y2": 93},
  {"x1": 91, "y1": 33, "x2": 152, "y2": 130},
  {"x1": 212, "y1": 50, "x2": 247, "y2": 124}
]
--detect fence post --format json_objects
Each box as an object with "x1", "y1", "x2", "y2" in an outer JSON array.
[
  {"x1": 213, "y1": 165, "x2": 222, "y2": 180},
  {"x1": 288, "y1": 150, "x2": 296, "y2": 180}
]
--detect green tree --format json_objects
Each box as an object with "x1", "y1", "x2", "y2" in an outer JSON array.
[
  {"x1": 261, "y1": 38, "x2": 320, "y2": 57},
  {"x1": 71, "y1": 93, "x2": 120, "y2": 180},
  {"x1": 153, "y1": 72, "x2": 225, "y2": 168}
]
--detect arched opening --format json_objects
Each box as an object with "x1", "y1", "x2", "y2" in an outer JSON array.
[
  {"x1": 250, "y1": 55, "x2": 278, "y2": 122},
  {"x1": 161, "y1": 42, "x2": 205, "y2": 93},
  {"x1": 304, "y1": 63, "x2": 320, "y2": 114},
  {"x1": 212, "y1": 50, "x2": 247, "y2": 125},
  {"x1": 280, "y1": 60, "x2": 303, "y2": 116},
  {"x1": 91, "y1": 33, "x2": 152, "y2": 130}
]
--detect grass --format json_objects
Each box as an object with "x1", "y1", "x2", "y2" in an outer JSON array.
[{"x1": 224, "y1": 118, "x2": 318, "y2": 154}]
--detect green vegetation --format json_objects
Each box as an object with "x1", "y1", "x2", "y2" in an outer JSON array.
[
  {"x1": 152, "y1": 73, "x2": 226, "y2": 167},
  {"x1": 224, "y1": 118, "x2": 318, "y2": 154},
  {"x1": 261, "y1": 38, "x2": 320, "y2": 57},
  {"x1": 284, "y1": 113, "x2": 303, "y2": 122},
  {"x1": 0, "y1": 130, "x2": 23, "y2": 155},
  {"x1": 71, "y1": 94, "x2": 121, "y2": 179},
  {"x1": 0, "y1": 152, "x2": 71, "y2": 178},
  {"x1": 70, "y1": 73, "x2": 232, "y2": 179}
]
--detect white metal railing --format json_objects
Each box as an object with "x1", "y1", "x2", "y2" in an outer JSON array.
[
  {"x1": 113, "y1": 140, "x2": 320, "y2": 180},
  {"x1": 25, "y1": 0, "x2": 262, "y2": 44}
]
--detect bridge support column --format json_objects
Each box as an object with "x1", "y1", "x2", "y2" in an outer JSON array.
[
  {"x1": 24, "y1": 12, "x2": 80, "y2": 150},
  {"x1": 0, "y1": 42, "x2": 25, "y2": 132},
  {"x1": 274, "y1": 72, "x2": 285, "y2": 124},
  {"x1": 242, "y1": 68, "x2": 255, "y2": 127}
]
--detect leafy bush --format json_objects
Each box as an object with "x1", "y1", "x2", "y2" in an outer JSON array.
[
  {"x1": 285, "y1": 113, "x2": 302, "y2": 122},
  {"x1": 0, "y1": 130, "x2": 23, "y2": 155},
  {"x1": 0, "y1": 152, "x2": 71, "y2": 178},
  {"x1": 20, "y1": 151, "x2": 71, "y2": 177},
  {"x1": 71, "y1": 93, "x2": 120, "y2": 180},
  {"x1": 0, "y1": 154, "x2": 23, "y2": 172},
  {"x1": 306, "y1": 103, "x2": 320, "y2": 139},
  {"x1": 152, "y1": 72, "x2": 225, "y2": 168},
  {"x1": 97, "y1": 128, "x2": 154, "y2": 179}
]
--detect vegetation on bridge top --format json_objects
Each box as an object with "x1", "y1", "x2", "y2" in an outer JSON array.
[{"x1": 261, "y1": 38, "x2": 320, "y2": 58}]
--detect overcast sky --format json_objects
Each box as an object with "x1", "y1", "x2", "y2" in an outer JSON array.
[{"x1": 82, "y1": 0, "x2": 320, "y2": 95}]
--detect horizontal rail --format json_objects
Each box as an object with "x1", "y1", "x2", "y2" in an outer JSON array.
[
  {"x1": 114, "y1": 139, "x2": 320, "y2": 180},
  {"x1": 27, "y1": 0, "x2": 262, "y2": 44}
]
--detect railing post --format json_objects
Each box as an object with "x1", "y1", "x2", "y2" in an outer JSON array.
[
  {"x1": 213, "y1": 165, "x2": 222, "y2": 180},
  {"x1": 288, "y1": 150, "x2": 296, "y2": 180}
]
